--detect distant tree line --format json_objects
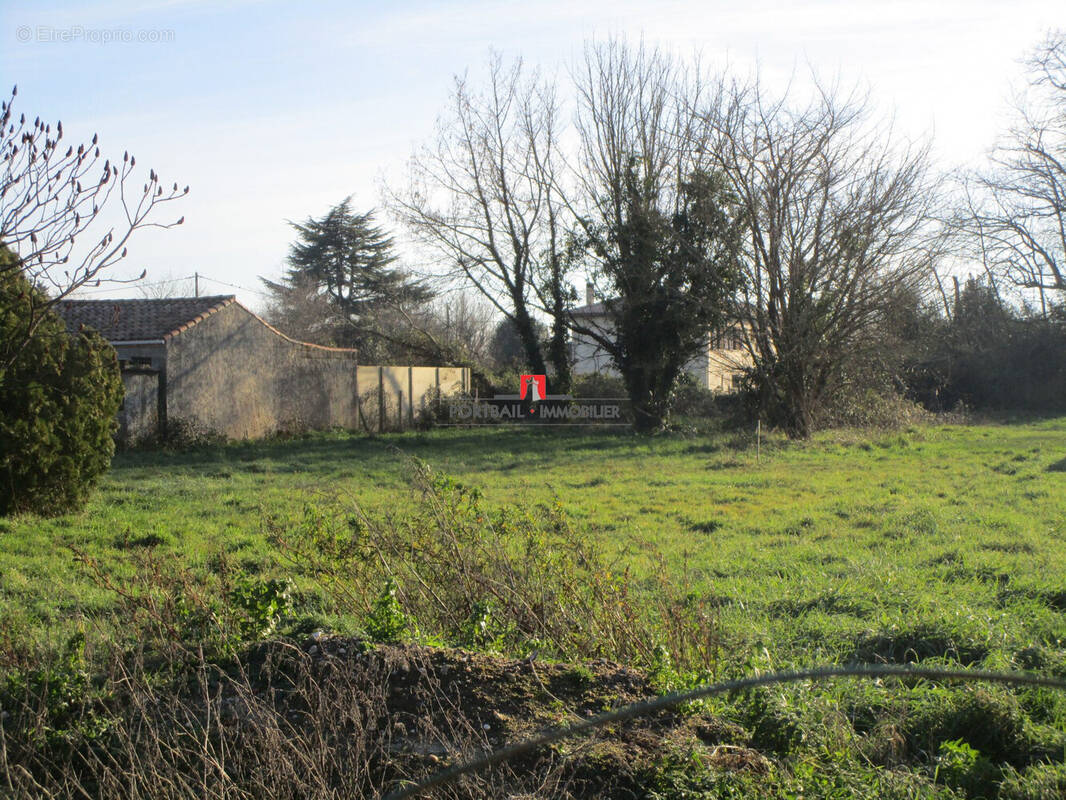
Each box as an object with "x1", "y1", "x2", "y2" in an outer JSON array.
[
  {"x1": 255, "y1": 33, "x2": 1066, "y2": 435},
  {"x1": 890, "y1": 278, "x2": 1066, "y2": 414},
  {"x1": 4, "y1": 31, "x2": 1066, "y2": 519}
]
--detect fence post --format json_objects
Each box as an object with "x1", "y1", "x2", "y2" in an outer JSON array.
[
  {"x1": 354, "y1": 363, "x2": 361, "y2": 432},
  {"x1": 157, "y1": 368, "x2": 168, "y2": 441},
  {"x1": 408, "y1": 366, "x2": 414, "y2": 427},
  {"x1": 378, "y1": 367, "x2": 385, "y2": 433}
]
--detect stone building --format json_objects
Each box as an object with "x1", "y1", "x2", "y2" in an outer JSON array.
[
  {"x1": 570, "y1": 285, "x2": 753, "y2": 393},
  {"x1": 56, "y1": 296, "x2": 469, "y2": 443}
]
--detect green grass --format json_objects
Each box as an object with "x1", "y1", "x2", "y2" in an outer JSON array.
[
  {"x1": 3, "y1": 418, "x2": 1066, "y2": 797},
  {"x1": 2, "y1": 419, "x2": 1065, "y2": 663}
]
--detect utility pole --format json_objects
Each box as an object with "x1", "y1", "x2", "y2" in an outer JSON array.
[{"x1": 194, "y1": 272, "x2": 199, "y2": 298}]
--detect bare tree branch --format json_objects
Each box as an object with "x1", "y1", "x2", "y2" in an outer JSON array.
[
  {"x1": 388, "y1": 54, "x2": 567, "y2": 381},
  {"x1": 0, "y1": 85, "x2": 188, "y2": 373},
  {"x1": 964, "y1": 30, "x2": 1066, "y2": 306},
  {"x1": 699, "y1": 72, "x2": 940, "y2": 437}
]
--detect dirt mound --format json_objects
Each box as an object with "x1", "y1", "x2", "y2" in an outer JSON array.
[{"x1": 237, "y1": 635, "x2": 764, "y2": 796}]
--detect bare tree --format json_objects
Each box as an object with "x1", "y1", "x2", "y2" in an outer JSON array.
[
  {"x1": 137, "y1": 273, "x2": 196, "y2": 299},
  {"x1": 260, "y1": 271, "x2": 347, "y2": 345},
  {"x1": 260, "y1": 272, "x2": 494, "y2": 370},
  {"x1": 390, "y1": 54, "x2": 571, "y2": 388},
  {"x1": 396, "y1": 45, "x2": 940, "y2": 434},
  {"x1": 700, "y1": 77, "x2": 938, "y2": 437},
  {"x1": 393, "y1": 290, "x2": 498, "y2": 368},
  {"x1": 0, "y1": 86, "x2": 188, "y2": 373},
  {"x1": 966, "y1": 30, "x2": 1066, "y2": 314}
]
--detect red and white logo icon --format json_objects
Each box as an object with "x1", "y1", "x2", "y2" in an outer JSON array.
[{"x1": 519, "y1": 374, "x2": 546, "y2": 403}]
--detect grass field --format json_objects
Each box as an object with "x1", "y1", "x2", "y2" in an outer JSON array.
[
  {"x1": 3, "y1": 419, "x2": 1065, "y2": 651},
  {"x1": 2, "y1": 418, "x2": 1066, "y2": 797}
]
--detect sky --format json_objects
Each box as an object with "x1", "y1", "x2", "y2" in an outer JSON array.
[{"x1": 2, "y1": 0, "x2": 1063, "y2": 310}]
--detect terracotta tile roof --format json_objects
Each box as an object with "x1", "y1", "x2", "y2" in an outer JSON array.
[{"x1": 55, "y1": 296, "x2": 236, "y2": 342}]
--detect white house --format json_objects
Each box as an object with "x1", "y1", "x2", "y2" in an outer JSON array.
[{"x1": 570, "y1": 284, "x2": 753, "y2": 393}]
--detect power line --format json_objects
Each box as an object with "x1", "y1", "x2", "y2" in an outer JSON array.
[
  {"x1": 71, "y1": 273, "x2": 270, "y2": 299},
  {"x1": 197, "y1": 275, "x2": 270, "y2": 298},
  {"x1": 73, "y1": 275, "x2": 195, "y2": 295}
]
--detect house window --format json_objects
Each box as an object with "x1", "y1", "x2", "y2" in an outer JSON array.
[
  {"x1": 130, "y1": 357, "x2": 153, "y2": 368},
  {"x1": 713, "y1": 327, "x2": 742, "y2": 351}
]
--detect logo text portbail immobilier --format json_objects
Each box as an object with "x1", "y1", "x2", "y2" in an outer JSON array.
[{"x1": 446, "y1": 375, "x2": 625, "y2": 425}]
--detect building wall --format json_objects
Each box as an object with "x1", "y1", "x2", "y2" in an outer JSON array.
[
  {"x1": 572, "y1": 328, "x2": 617, "y2": 376},
  {"x1": 706, "y1": 348, "x2": 753, "y2": 392},
  {"x1": 571, "y1": 313, "x2": 751, "y2": 393},
  {"x1": 162, "y1": 304, "x2": 467, "y2": 439}
]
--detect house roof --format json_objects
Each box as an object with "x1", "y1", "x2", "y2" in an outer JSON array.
[
  {"x1": 55, "y1": 296, "x2": 237, "y2": 342},
  {"x1": 571, "y1": 299, "x2": 758, "y2": 320},
  {"x1": 571, "y1": 300, "x2": 608, "y2": 317}
]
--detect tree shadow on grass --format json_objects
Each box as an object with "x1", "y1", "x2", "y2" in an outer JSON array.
[
  {"x1": 1047, "y1": 457, "x2": 1066, "y2": 472},
  {"x1": 111, "y1": 427, "x2": 648, "y2": 479}
]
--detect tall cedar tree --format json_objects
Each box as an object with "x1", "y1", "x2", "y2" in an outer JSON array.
[{"x1": 263, "y1": 200, "x2": 433, "y2": 357}]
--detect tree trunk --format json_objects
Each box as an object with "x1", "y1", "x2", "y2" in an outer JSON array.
[
  {"x1": 623, "y1": 359, "x2": 674, "y2": 433},
  {"x1": 511, "y1": 300, "x2": 548, "y2": 377},
  {"x1": 547, "y1": 313, "x2": 572, "y2": 395}
]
